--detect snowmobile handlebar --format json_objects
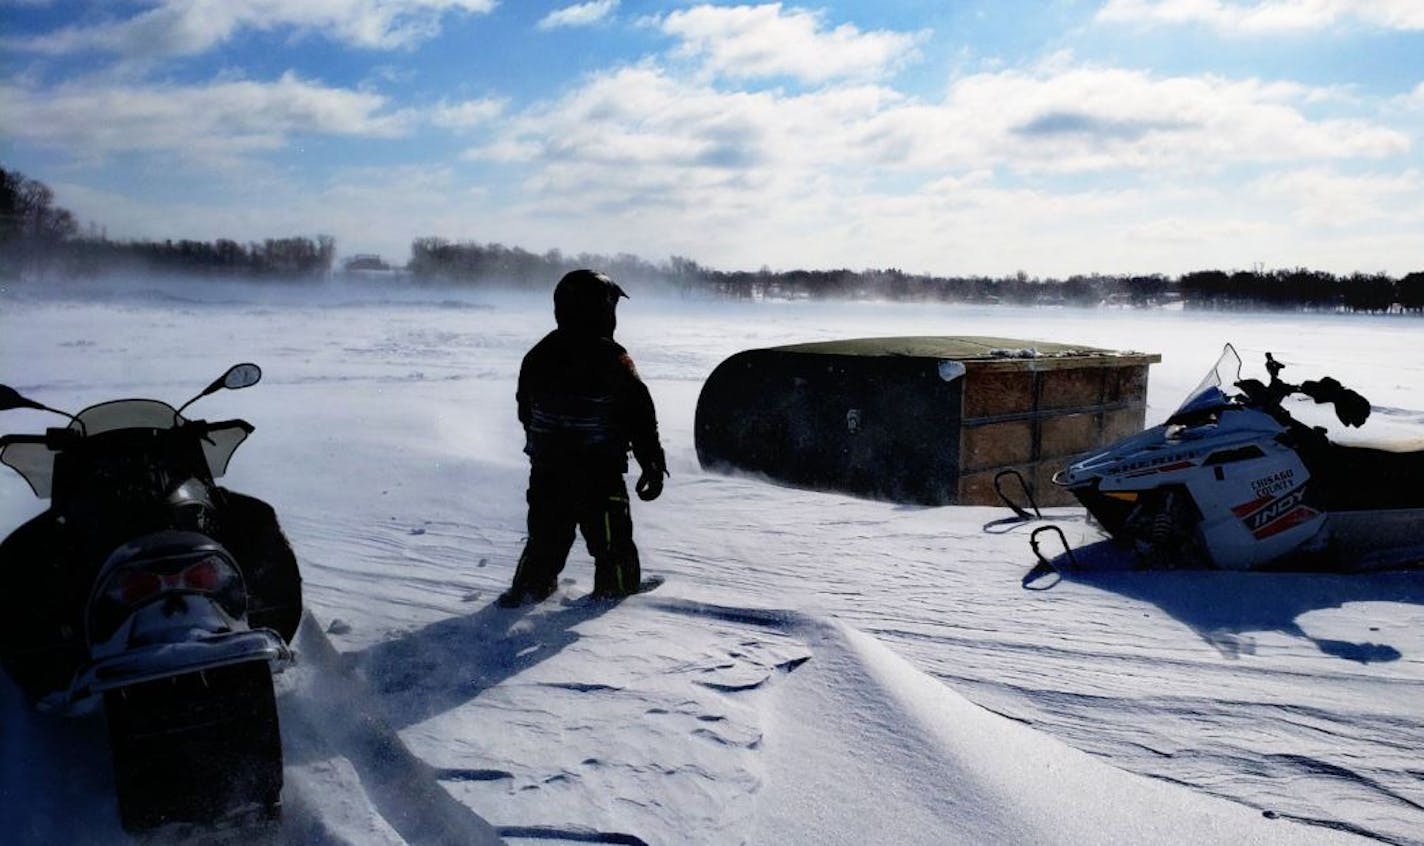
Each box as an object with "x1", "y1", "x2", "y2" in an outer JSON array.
[
  {"x1": 187, "y1": 419, "x2": 255, "y2": 438},
  {"x1": 1235, "y1": 353, "x2": 1371, "y2": 428},
  {"x1": 0, "y1": 419, "x2": 253, "y2": 451}
]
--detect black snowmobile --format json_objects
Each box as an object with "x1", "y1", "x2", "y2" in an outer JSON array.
[{"x1": 0, "y1": 365, "x2": 302, "y2": 831}]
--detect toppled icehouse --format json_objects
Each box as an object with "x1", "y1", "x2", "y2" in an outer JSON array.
[{"x1": 694, "y1": 336, "x2": 1160, "y2": 506}]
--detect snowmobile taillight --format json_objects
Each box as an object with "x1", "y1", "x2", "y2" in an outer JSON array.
[
  {"x1": 111, "y1": 569, "x2": 162, "y2": 605},
  {"x1": 1103, "y1": 491, "x2": 1139, "y2": 502},
  {"x1": 105, "y1": 556, "x2": 238, "y2": 606},
  {"x1": 90, "y1": 552, "x2": 248, "y2": 645},
  {"x1": 175, "y1": 556, "x2": 228, "y2": 592}
]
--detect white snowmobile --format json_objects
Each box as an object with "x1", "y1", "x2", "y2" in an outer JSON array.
[{"x1": 1051, "y1": 344, "x2": 1424, "y2": 572}]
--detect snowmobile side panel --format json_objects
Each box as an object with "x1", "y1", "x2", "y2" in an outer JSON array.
[
  {"x1": 214, "y1": 490, "x2": 303, "y2": 642},
  {"x1": 1190, "y1": 443, "x2": 1324, "y2": 570}
]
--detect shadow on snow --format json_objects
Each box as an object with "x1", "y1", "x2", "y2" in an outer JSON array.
[
  {"x1": 350, "y1": 595, "x2": 621, "y2": 732},
  {"x1": 1033, "y1": 540, "x2": 1424, "y2": 662}
]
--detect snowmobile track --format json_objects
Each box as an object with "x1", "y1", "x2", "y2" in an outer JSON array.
[
  {"x1": 281, "y1": 612, "x2": 504, "y2": 846},
  {"x1": 283, "y1": 612, "x2": 670, "y2": 846}
]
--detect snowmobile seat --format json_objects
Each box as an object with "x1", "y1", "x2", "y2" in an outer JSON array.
[{"x1": 1309, "y1": 442, "x2": 1424, "y2": 512}]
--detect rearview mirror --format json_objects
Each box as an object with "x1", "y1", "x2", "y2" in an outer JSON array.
[
  {"x1": 0, "y1": 385, "x2": 46, "y2": 412},
  {"x1": 0, "y1": 385, "x2": 75, "y2": 423},
  {"x1": 177, "y1": 363, "x2": 264, "y2": 417},
  {"x1": 223, "y1": 363, "x2": 262, "y2": 390}
]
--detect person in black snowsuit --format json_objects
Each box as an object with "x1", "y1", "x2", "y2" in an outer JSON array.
[{"x1": 497, "y1": 269, "x2": 667, "y2": 607}]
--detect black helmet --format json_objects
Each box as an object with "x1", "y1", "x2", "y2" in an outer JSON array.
[{"x1": 554, "y1": 269, "x2": 627, "y2": 336}]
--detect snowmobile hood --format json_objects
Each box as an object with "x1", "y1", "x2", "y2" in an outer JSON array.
[
  {"x1": 101, "y1": 529, "x2": 228, "y2": 570},
  {"x1": 1059, "y1": 406, "x2": 1286, "y2": 488}
]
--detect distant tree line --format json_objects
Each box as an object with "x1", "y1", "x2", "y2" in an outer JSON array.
[
  {"x1": 1, "y1": 167, "x2": 79, "y2": 278},
  {"x1": 52, "y1": 235, "x2": 337, "y2": 279},
  {"x1": 1, "y1": 166, "x2": 334, "y2": 280},
  {"x1": 409, "y1": 237, "x2": 695, "y2": 293},
  {"x1": 4, "y1": 165, "x2": 1419, "y2": 312},
  {"x1": 1177, "y1": 268, "x2": 1424, "y2": 314},
  {"x1": 409, "y1": 238, "x2": 1423, "y2": 315}
]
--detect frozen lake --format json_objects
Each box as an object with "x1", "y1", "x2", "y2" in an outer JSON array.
[{"x1": 2, "y1": 281, "x2": 1421, "y2": 844}]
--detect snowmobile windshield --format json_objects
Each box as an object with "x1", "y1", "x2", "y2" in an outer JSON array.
[
  {"x1": 70, "y1": 398, "x2": 187, "y2": 435},
  {"x1": 0, "y1": 399, "x2": 249, "y2": 499},
  {"x1": 1170, "y1": 344, "x2": 1242, "y2": 420}
]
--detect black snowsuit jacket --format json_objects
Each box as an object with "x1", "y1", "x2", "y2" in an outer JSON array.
[{"x1": 517, "y1": 328, "x2": 664, "y2": 475}]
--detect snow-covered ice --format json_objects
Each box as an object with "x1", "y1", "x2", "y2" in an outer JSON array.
[{"x1": 2, "y1": 279, "x2": 1421, "y2": 844}]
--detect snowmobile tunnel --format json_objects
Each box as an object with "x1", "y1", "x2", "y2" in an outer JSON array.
[{"x1": 694, "y1": 336, "x2": 1160, "y2": 506}]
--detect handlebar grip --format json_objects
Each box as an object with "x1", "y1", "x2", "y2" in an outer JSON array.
[
  {"x1": 0, "y1": 430, "x2": 77, "y2": 450},
  {"x1": 183, "y1": 419, "x2": 255, "y2": 436}
]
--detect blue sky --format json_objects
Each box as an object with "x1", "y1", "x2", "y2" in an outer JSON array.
[{"x1": 3, "y1": 1, "x2": 1422, "y2": 276}]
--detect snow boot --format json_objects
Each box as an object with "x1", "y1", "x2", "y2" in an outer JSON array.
[{"x1": 496, "y1": 580, "x2": 557, "y2": 608}]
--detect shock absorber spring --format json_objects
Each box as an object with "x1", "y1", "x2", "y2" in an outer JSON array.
[{"x1": 1147, "y1": 491, "x2": 1178, "y2": 544}]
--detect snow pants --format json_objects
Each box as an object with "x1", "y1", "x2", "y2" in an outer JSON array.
[{"x1": 510, "y1": 464, "x2": 641, "y2": 596}]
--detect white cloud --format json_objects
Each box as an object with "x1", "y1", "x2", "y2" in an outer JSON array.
[
  {"x1": 444, "y1": 54, "x2": 1418, "y2": 274},
  {"x1": 1398, "y1": 81, "x2": 1424, "y2": 110},
  {"x1": 1248, "y1": 167, "x2": 1424, "y2": 226},
  {"x1": 0, "y1": 72, "x2": 409, "y2": 162},
  {"x1": 463, "y1": 64, "x2": 905, "y2": 176},
  {"x1": 430, "y1": 97, "x2": 506, "y2": 130},
  {"x1": 656, "y1": 3, "x2": 927, "y2": 83},
  {"x1": 537, "y1": 0, "x2": 618, "y2": 31},
  {"x1": 930, "y1": 61, "x2": 1410, "y2": 172},
  {"x1": 6, "y1": 0, "x2": 497, "y2": 58},
  {"x1": 464, "y1": 57, "x2": 1408, "y2": 189},
  {"x1": 1096, "y1": 0, "x2": 1424, "y2": 34}
]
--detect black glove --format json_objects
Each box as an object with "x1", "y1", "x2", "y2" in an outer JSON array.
[
  {"x1": 635, "y1": 464, "x2": 668, "y2": 501},
  {"x1": 1333, "y1": 388, "x2": 1371, "y2": 427},
  {"x1": 1302, "y1": 377, "x2": 1371, "y2": 427}
]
